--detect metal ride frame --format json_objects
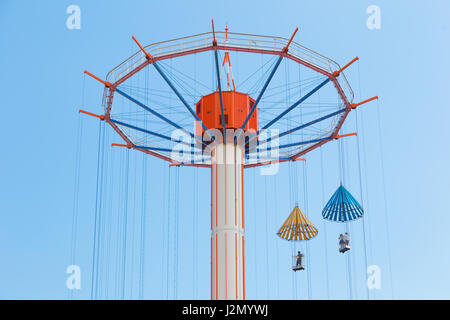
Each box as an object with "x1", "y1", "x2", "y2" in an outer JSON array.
[
  {"x1": 81, "y1": 25, "x2": 377, "y2": 169},
  {"x1": 80, "y1": 22, "x2": 378, "y2": 300}
]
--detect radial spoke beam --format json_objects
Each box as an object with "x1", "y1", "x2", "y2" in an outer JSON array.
[
  {"x1": 114, "y1": 88, "x2": 207, "y2": 148},
  {"x1": 255, "y1": 136, "x2": 332, "y2": 153},
  {"x1": 256, "y1": 107, "x2": 347, "y2": 147},
  {"x1": 239, "y1": 27, "x2": 298, "y2": 131},
  {"x1": 131, "y1": 35, "x2": 209, "y2": 131},
  {"x1": 110, "y1": 119, "x2": 202, "y2": 150},
  {"x1": 262, "y1": 77, "x2": 330, "y2": 130},
  {"x1": 152, "y1": 62, "x2": 209, "y2": 131},
  {"x1": 240, "y1": 55, "x2": 284, "y2": 130},
  {"x1": 135, "y1": 145, "x2": 208, "y2": 157}
]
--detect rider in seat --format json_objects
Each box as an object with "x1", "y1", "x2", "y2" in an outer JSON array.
[
  {"x1": 339, "y1": 233, "x2": 350, "y2": 253},
  {"x1": 293, "y1": 251, "x2": 304, "y2": 271}
]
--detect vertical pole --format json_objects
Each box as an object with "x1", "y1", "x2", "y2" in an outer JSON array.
[{"x1": 211, "y1": 143, "x2": 245, "y2": 300}]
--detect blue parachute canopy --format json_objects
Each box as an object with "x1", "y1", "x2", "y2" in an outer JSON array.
[{"x1": 322, "y1": 185, "x2": 364, "y2": 222}]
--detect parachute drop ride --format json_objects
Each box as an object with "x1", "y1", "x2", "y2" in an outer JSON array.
[
  {"x1": 277, "y1": 206, "x2": 318, "y2": 271},
  {"x1": 80, "y1": 20, "x2": 378, "y2": 299},
  {"x1": 277, "y1": 206, "x2": 318, "y2": 241},
  {"x1": 322, "y1": 185, "x2": 364, "y2": 223},
  {"x1": 323, "y1": 185, "x2": 364, "y2": 253}
]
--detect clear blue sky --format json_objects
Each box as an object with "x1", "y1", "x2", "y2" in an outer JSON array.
[{"x1": 1, "y1": 0, "x2": 450, "y2": 299}]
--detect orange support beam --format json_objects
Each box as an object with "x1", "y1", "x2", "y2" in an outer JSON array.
[
  {"x1": 79, "y1": 109, "x2": 105, "y2": 120},
  {"x1": 283, "y1": 27, "x2": 299, "y2": 53},
  {"x1": 132, "y1": 35, "x2": 153, "y2": 61},
  {"x1": 111, "y1": 143, "x2": 132, "y2": 149},
  {"x1": 84, "y1": 70, "x2": 111, "y2": 87},
  {"x1": 351, "y1": 96, "x2": 379, "y2": 109},
  {"x1": 293, "y1": 158, "x2": 306, "y2": 162},
  {"x1": 333, "y1": 57, "x2": 359, "y2": 77},
  {"x1": 211, "y1": 19, "x2": 217, "y2": 45},
  {"x1": 335, "y1": 132, "x2": 357, "y2": 140},
  {"x1": 169, "y1": 163, "x2": 182, "y2": 167}
]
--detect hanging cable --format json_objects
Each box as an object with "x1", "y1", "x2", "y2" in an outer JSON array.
[
  {"x1": 160, "y1": 164, "x2": 169, "y2": 299},
  {"x1": 261, "y1": 53, "x2": 271, "y2": 299},
  {"x1": 337, "y1": 137, "x2": 354, "y2": 300},
  {"x1": 174, "y1": 167, "x2": 180, "y2": 299},
  {"x1": 91, "y1": 119, "x2": 106, "y2": 299},
  {"x1": 375, "y1": 97, "x2": 395, "y2": 299},
  {"x1": 138, "y1": 66, "x2": 149, "y2": 300},
  {"x1": 165, "y1": 167, "x2": 172, "y2": 299},
  {"x1": 319, "y1": 146, "x2": 331, "y2": 299},
  {"x1": 354, "y1": 65, "x2": 370, "y2": 300},
  {"x1": 285, "y1": 59, "x2": 299, "y2": 301},
  {"x1": 193, "y1": 168, "x2": 199, "y2": 299},
  {"x1": 297, "y1": 58, "x2": 313, "y2": 301},
  {"x1": 302, "y1": 162, "x2": 312, "y2": 300},
  {"x1": 120, "y1": 150, "x2": 130, "y2": 300},
  {"x1": 343, "y1": 126, "x2": 358, "y2": 299},
  {"x1": 356, "y1": 61, "x2": 377, "y2": 299},
  {"x1": 95, "y1": 121, "x2": 106, "y2": 299},
  {"x1": 114, "y1": 148, "x2": 124, "y2": 297},
  {"x1": 69, "y1": 74, "x2": 86, "y2": 300},
  {"x1": 129, "y1": 146, "x2": 137, "y2": 298},
  {"x1": 103, "y1": 128, "x2": 115, "y2": 299},
  {"x1": 264, "y1": 176, "x2": 270, "y2": 298},
  {"x1": 98, "y1": 125, "x2": 111, "y2": 298},
  {"x1": 252, "y1": 168, "x2": 258, "y2": 299},
  {"x1": 318, "y1": 90, "x2": 331, "y2": 299},
  {"x1": 273, "y1": 172, "x2": 281, "y2": 299},
  {"x1": 139, "y1": 126, "x2": 147, "y2": 300},
  {"x1": 192, "y1": 54, "x2": 199, "y2": 300}
]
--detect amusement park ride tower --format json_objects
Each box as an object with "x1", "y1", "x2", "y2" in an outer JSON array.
[
  {"x1": 198, "y1": 90, "x2": 252, "y2": 299},
  {"x1": 80, "y1": 21, "x2": 377, "y2": 300}
]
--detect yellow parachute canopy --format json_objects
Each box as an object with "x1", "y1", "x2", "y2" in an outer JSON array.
[{"x1": 277, "y1": 206, "x2": 318, "y2": 241}]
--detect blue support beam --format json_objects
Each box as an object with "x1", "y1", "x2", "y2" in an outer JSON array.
[
  {"x1": 136, "y1": 145, "x2": 202, "y2": 155},
  {"x1": 245, "y1": 155, "x2": 293, "y2": 161},
  {"x1": 115, "y1": 88, "x2": 207, "y2": 147},
  {"x1": 152, "y1": 62, "x2": 209, "y2": 131},
  {"x1": 135, "y1": 146, "x2": 173, "y2": 153},
  {"x1": 135, "y1": 145, "x2": 210, "y2": 159},
  {"x1": 255, "y1": 136, "x2": 332, "y2": 153},
  {"x1": 256, "y1": 107, "x2": 347, "y2": 147},
  {"x1": 214, "y1": 49, "x2": 226, "y2": 140},
  {"x1": 262, "y1": 78, "x2": 330, "y2": 130},
  {"x1": 115, "y1": 88, "x2": 187, "y2": 134},
  {"x1": 240, "y1": 55, "x2": 284, "y2": 130},
  {"x1": 110, "y1": 119, "x2": 202, "y2": 150}
]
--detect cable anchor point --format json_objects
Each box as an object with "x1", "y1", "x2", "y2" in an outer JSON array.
[
  {"x1": 282, "y1": 27, "x2": 299, "y2": 53},
  {"x1": 132, "y1": 35, "x2": 154, "y2": 62},
  {"x1": 84, "y1": 70, "x2": 111, "y2": 88},
  {"x1": 332, "y1": 57, "x2": 359, "y2": 78},
  {"x1": 79, "y1": 109, "x2": 105, "y2": 120},
  {"x1": 351, "y1": 96, "x2": 379, "y2": 109}
]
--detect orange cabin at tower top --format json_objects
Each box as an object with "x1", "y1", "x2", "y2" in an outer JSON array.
[{"x1": 195, "y1": 91, "x2": 258, "y2": 137}]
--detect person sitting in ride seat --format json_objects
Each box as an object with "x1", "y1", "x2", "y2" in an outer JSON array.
[
  {"x1": 296, "y1": 251, "x2": 303, "y2": 267},
  {"x1": 338, "y1": 234, "x2": 345, "y2": 250},
  {"x1": 343, "y1": 232, "x2": 350, "y2": 246},
  {"x1": 292, "y1": 251, "x2": 305, "y2": 271},
  {"x1": 339, "y1": 233, "x2": 350, "y2": 253}
]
